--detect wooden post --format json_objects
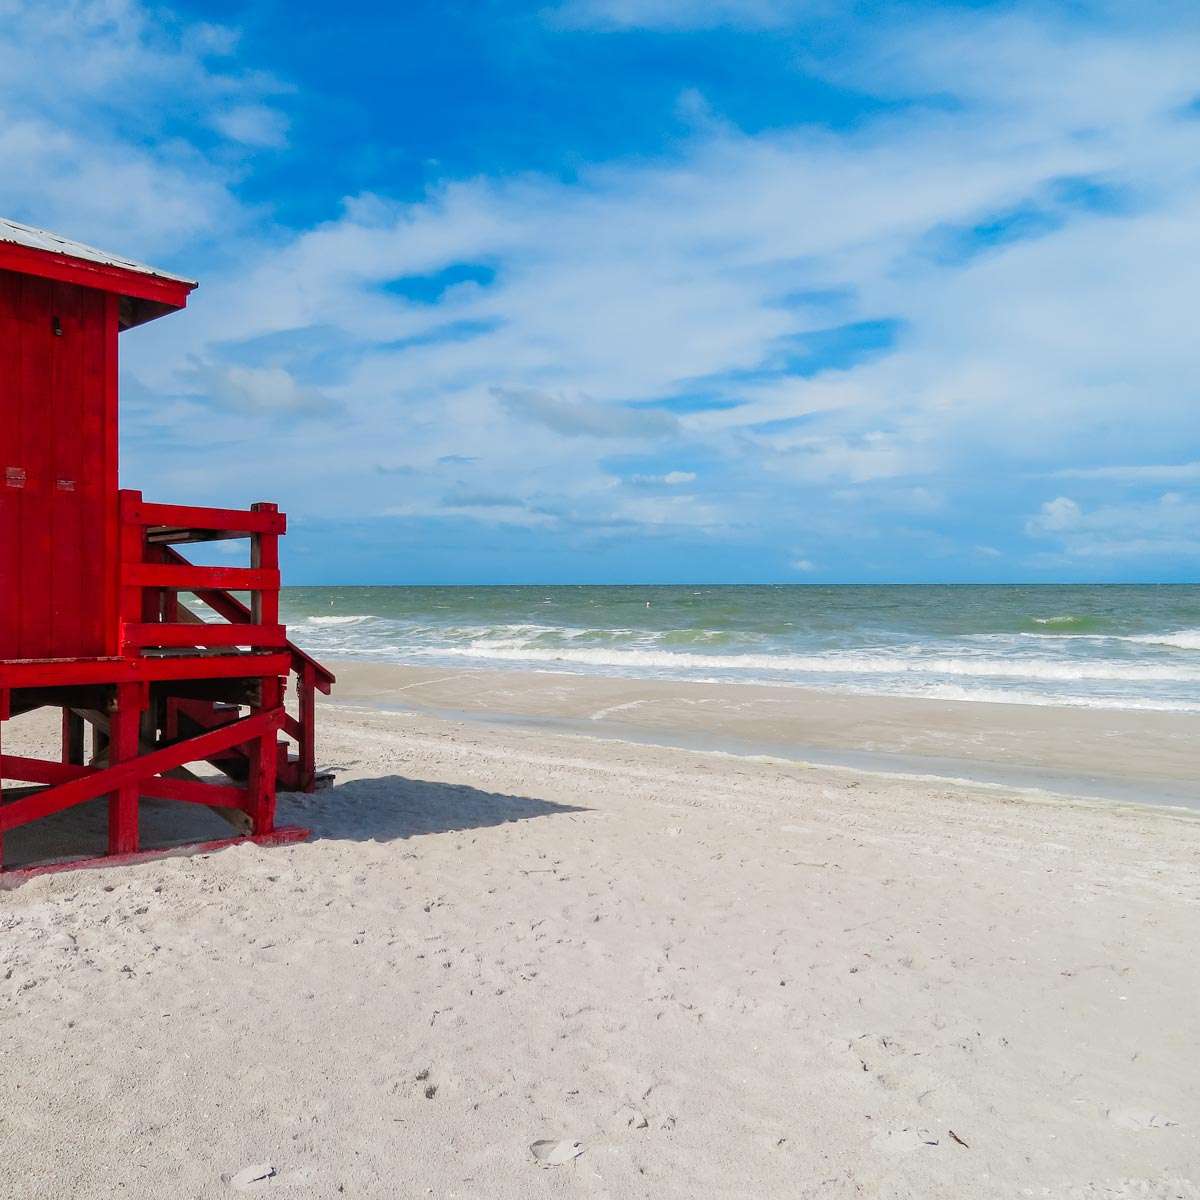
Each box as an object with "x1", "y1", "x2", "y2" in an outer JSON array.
[
  {"x1": 246, "y1": 675, "x2": 282, "y2": 835},
  {"x1": 0, "y1": 689, "x2": 8, "y2": 869},
  {"x1": 62, "y1": 709, "x2": 85, "y2": 766},
  {"x1": 250, "y1": 503, "x2": 280, "y2": 629},
  {"x1": 107, "y1": 682, "x2": 145, "y2": 856},
  {"x1": 298, "y1": 662, "x2": 316, "y2": 793},
  {"x1": 118, "y1": 490, "x2": 148, "y2": 656}
]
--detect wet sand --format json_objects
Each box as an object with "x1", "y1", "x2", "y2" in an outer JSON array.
[{"x1": 330, "y1": 663, "x2": 1200, "y2": 808}]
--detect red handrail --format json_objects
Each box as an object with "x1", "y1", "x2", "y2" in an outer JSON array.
[{"x1": 116, "y1": 489, "x2": 333, "y2": 792}]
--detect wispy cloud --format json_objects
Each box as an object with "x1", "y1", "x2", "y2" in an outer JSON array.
[
  {"x1": 212, "y1": 104, "x2": 290, "y2": 149},
  {"x1": 0, "y1": 0, "x2": 289, "y2": 255},
  {"x1": 631, "y1": 470, "x2": 697, "y2": 485},
  {"x1": 494, "y1": 388, "x2": 679, "y2": 438},
  {"x1": 1055, "y1": 461, "x2": 1200, "y2": 484}
]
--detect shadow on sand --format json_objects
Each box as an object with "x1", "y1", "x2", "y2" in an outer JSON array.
[
  {"x1": 280, "y1": 774, "x2": 589, "y2": 844},
  {"x1": 2, "y1": 774, "x2": 585, "y2": 871}
]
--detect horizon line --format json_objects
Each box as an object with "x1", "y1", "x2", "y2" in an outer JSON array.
[{"x1": 277, "y1": 580, "x2": 1200, "y2": 588}]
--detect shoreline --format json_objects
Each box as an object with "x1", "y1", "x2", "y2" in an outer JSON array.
[{"x1": 328, "y1": 661, "x2": 1200, "y2": 810}]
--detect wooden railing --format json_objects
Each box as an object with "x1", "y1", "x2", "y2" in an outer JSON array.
[
  {"x1": 119, "y1": 489, "x2": 285, "y2": 654},
  {"x1": 117, "y1": 489, "x2": 335, "y2": 792}
]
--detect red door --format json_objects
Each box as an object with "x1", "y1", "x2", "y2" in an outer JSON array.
[{"x1": 0, "y1": 270, "x2": 114, "y2": 660}]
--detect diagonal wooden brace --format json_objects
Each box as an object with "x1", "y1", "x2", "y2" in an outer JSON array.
[
  {"x1": 0, "y1": 754, "x2": 246, "y2": 808},
  {"x1": 0, "y1": 709, "x2": 281, "y2": 834}
]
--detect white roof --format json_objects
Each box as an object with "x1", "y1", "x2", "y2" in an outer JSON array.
[{"x1": 0, "y1": 217, "x2": 197, "y2": 287}]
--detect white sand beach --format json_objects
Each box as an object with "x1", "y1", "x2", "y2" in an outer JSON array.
[{"x1": 2, "y1": 669, "x2": 1199, "y2": 1197}]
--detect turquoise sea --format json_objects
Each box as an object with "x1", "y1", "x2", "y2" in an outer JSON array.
[{"x1": 280, "y1": 584, "x2": 1200, "y2": 712}]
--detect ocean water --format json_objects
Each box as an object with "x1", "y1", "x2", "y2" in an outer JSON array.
[{"x1": 279, "y1": 585, "x2": 1200, "y2": 713}]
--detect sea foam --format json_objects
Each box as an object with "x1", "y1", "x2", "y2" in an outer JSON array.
[{"x1": 424, "y1": 643, "x2": 1200, "y2": 683}]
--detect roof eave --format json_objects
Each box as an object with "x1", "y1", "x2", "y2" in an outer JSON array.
[{"x1": 0, "y1": 239, "x2": 196, "y2": 328}]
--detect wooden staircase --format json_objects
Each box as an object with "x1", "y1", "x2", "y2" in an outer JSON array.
[
  {"x1": 130, "y1": 517, "x2": 336, "y2": 796},
  {"x1": 159, "y1": 590, "x2": 335, "y2": 793}
]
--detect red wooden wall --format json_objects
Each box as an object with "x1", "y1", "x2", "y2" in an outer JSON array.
[{"x1": 0, "y1": 268, "x2": 118, "y2": 659}]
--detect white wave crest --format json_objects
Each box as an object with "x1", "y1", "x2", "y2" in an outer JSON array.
[
  {"x1": 1120, "y1": 629, "x2": 1200, "y2": 651},
  {"x1": 419, "y1": 643, "x2": 1200, "y2": 683},
  {"x1": 303, "y1": 614, "x2": 374, "y2": 626}
]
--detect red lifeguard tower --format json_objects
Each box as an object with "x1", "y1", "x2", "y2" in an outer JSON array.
[{"x1": 0, "y1": 218, "x2": 334, "y2": 876}]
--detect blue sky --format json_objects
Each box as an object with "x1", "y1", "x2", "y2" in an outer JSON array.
[{"x1": 3, "y1": 0, "x2": 1200, "y2": 583}]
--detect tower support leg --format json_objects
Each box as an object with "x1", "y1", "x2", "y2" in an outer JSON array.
[
  {"x1": 0, "y1": 690, "x2": 8, "y2": 869},
  {"x1": 107, "y1": 683, "x2": 146, "y2": 856},
  {"x1": 246, "y1": 676, "x2": 282, "y2": 836},
  {"x1": 62, "y1": 709, "x2": 86, "y2": 766}
]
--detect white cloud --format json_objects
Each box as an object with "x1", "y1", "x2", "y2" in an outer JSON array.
[
  {"x1": 1025, "y1": 492, "x2": 1200, "y2": 560},
  {"x1": 494, "y1": 387, "x2": 678, "y2": 438},
  {"x1": 0, "y1": 0, "x2": 287, "y2": 253},
  {"x1": 632, "y1": 470, "x2": 697, "y2": 485},
  {"x1": 148, "y1": 39, "x2": 1200, "y2": 544},
  {"x1": 192, "y1": 364, "x2": 335, "y2": 415},
  {"x1": 614, "y1": 492, "x2": 730, "y2": 532},
  {"x1": 1026, "y1": 497, "x2": 1083, "y2": 535},
  {"x1": 383, "y1": 498, "x2": 557, "y2": 529},
  {"x1": 1055, "y1": 461, "x2": 1200, "y2": 483},
  {"x1": 212, "y1": 104, "x2": 289, "y2": 148}
]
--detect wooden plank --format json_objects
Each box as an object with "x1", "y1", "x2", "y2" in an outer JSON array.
[
  {"x1": 47, "y1": 279, "x2": 71, "y2": 654},
  {"x1": 81, "y1": 287, "x2": 115, "y2": 655},
  {"x1": 126, "y1": 563, "x2": 279, "y2": 591},
  {"x1": 143, "y1": 529, "x2": 254, "y2": 545},
  {"x1": 121, "y1": 496, "x2": 286, "y2": 535},
  {"x1": 48, "y1": 281, "x2": 82, "y2": 654},
  {"x1": 298, "y1": 661, "x2": 317, "y2": 790},
  {"x1": 0, "y1": 272, "x2": 21, "y2": 660},
  {"x1": 0, "y1": 754, "x2": 88, "y2": 785},
  {"x1": 0, "y1": 709, "x2": 281, "y2": 833},
  {"x1": 123, "y1": 623, "x2": 287, "y2": 649},
  {"x1": 139, "y1": 775, "x2": 246, "y2": 807},
  {"x1": 0, "y1": 652, "x2": 292, "y2": 688},
  {"x1": 0, "y1": 754, "x2": 244, "y2": 807},
  {"x1": 120, "y1": 487, "x2": 147, "y2": 637},
  {"x1": 160, "y1": 548, "x2": 335, "y2": 694},
  {"x1": 101, "y1": 294, "x2": 120, "y2": 654},
  {"x1": 20, "y1": 273, "x2": 54, "y2": 659}
]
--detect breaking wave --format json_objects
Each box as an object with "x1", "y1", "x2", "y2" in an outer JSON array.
[
  {"x1": 281, "y1": 584, "x2": 1200, "y2": 712},
  {"x1": 1026, "y1": 614, "x2": 1107, "y2": 633},
  {"x1": 1121, "y1": 629, "x2": 1200, "y2": 651},
  {"x1": 422, "y1": 643, "x2": 1200, "y2": 684}
]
